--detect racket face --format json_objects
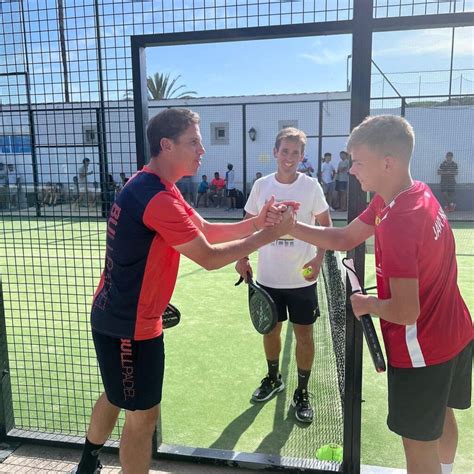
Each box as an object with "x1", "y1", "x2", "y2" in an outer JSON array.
[
  {"x1": 248, "y1": 287, "x2": 277, "y2": 335},
  {"x1": 162, "y1": 304, "x2": 181, "y2": 329}
]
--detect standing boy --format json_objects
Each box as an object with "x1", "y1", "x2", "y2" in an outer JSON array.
[{"x1": 290, "y1": 115, "x2": 472, "y2": 473}]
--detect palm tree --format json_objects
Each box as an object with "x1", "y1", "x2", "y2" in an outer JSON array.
[{"x1": 147, "y1": 72, "x2": 197, "y2": 100}]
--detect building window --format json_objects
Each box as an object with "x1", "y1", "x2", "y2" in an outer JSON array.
[
  {"x1": 83, "y1": 125, "x2": 98, "y2": 144},
  {"x1": 210, "y1": 122, "x2": 229, "y2": 145},
  {"x1": 279, "y1": 119, "x2": 298, "y2": 130},
  {"x1": 0, "y1": 135, "x2": 32, "y2": 153}
]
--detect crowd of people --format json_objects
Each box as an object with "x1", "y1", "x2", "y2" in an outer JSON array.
[
  {"x1": 178, "y1": 163, "x2": 240, "y2": 211},
  {"x1": 69, "y1": 108, "x2": 471, "y2": 474}
]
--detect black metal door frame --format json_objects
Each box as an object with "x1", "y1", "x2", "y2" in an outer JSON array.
[{"x1": 130, "y1": 6, "x2": 474, "y2": 473}]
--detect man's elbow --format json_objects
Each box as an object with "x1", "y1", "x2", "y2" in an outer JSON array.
[{"x1": 399, "y1": 309, "x2": 420, "y2": 326}]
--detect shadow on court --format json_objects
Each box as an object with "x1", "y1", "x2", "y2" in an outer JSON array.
[{"x1": 209, "y1": 322, "x2": 300, "y2": 456}]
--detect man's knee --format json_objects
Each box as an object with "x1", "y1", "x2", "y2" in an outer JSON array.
[
  {"x1": 403, "y1": 437, "x2": 440, "y2": 470},
  {"x1": 294, "y1": 324, "x2": 314, "y2": 345},
  {"x1": 125, "y1": 405, "x2": 160, "y2": 433}
]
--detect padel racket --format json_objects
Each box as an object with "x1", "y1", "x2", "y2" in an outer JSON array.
[
  {"x1": 342, "y1": 258, "x2": 386, "y2": 373},
  {"x1": 162, "y1": 303, "x2": 181, "y2": 329},
  {"x1": 235, "y1": 272, "x2": 278, "y2": 335}
]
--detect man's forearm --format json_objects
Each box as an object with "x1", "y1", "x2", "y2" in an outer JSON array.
[
  {"x1": 365, "y1": 296, "x2": 419, "y2": 326},
  {"x1": 291, "y1": 222, "x2": 350, "y2": 251},
  {"x1": 203, "y1": 215, "x2": 257, "y2": 243},
  {"x1": 203, "y1": 227, "x2": 278, "y2": 270}
]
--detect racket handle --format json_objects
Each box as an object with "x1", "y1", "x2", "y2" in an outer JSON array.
[{"x1": 360, "y1": 315, "x2": 386, "y2": 373}]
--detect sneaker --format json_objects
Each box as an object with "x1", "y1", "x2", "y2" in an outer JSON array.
[
  {"x1": 292, "y1": 388, "x2": 314, "y2": 423},
  {"x1": 70, "y1": 460, "x2": 102, "y2": 474},
  {"x1": 251, "y1": 375, "x2": 285, "y2": 402}
]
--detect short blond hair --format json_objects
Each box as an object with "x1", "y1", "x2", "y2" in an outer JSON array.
[
  {"x1": 274, "y1": 127, "x2": 307, "y2": 153},
  {"x1": 347, "y1": 115, "x2": 414, "y2": 160}
]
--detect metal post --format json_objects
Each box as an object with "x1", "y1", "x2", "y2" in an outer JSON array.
[
  {"x1": 317, "y1": 101, "x2": 323, "y2": 181},
  {"x1": 132, "y1": 37, "x2": 150, "y2": 169},
  {"x1": 448, "y1": 27, "x2": 455, "y2": 104},
  {"x1": 242, "y1": 104, "x2": 248, "y2": 198},
  {"x1": 94, "y1": 0, "x2": 110, "y2": 218},
  {"x1": 0, "y1": 278, "x2": 14, "y2": 439},
  {"x1": 344, "y1": 1, "x2": 373, "y2": 473}
]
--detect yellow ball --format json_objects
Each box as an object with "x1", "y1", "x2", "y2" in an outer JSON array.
[{"x1": 302, "y1": 266, "x2": 313, "y2": 277}]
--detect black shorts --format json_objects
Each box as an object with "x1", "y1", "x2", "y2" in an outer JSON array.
[
  {"x1": 257, "y1": 283, "x2": 319, "y2": 325},
  {"x1": 227, "y1": 188, "x2": 237, "y2": 198},
  {"x1": 387, "y1": 341, "x2": 472, "y2": 441},
  {"x1": 336, "y1": 181, "x2": 347, "y2": 192},
  {"x1": 92, "y1": 330, "x2": 165, "y2": 411}
]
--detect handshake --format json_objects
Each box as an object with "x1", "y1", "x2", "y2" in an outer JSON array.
[{"x1": 256, "y1": 196, "x2": 299, "y2": 239}]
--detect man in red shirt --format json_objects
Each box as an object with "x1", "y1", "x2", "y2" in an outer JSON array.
[
  {"x1": 290, "y1": 115, "x2": 471, "y2": 474},
  {"x1": 209, "y1": 171, "x2": 226, "y2": 207},
  {"x1": 73, "y1": 108, "x2": 296, "y2": 474}
]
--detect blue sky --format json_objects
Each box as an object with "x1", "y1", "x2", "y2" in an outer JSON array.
[{"x1": 147, "y1": 26, "x2": 473, "y2": 98}]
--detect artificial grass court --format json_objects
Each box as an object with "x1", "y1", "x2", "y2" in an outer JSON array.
[{"x1": 0, "y1": 217, "x2": 472, "y2": 471}]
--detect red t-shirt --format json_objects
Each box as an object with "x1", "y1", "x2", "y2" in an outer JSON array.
[
  {"x1": 211, "y1": 178, "x2": 226, "y2": 190},
  {"x1": 92, "y1": 166, "x2": 199, "y2": 340},
  {"x1": 358, "y1": 181, "x2": 472, "y2": 368}
]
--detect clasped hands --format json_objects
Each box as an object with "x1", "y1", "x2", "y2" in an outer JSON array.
[{"x1": 254, "y1": 196, "x2": 299, "y2": 235}]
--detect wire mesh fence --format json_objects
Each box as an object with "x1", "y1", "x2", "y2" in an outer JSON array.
[{"x1": 1, "y1": 0, "x2": 473, "y2": 472}]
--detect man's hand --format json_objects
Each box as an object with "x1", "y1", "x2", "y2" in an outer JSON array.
[
  {"x1": 349, "y1": 293, "x2": 375, "y2": 320},
  {"x1": 235, "y1": 258, "x2": 252, "y2": 281},
  {"x1": 257, "y1": 198, "x2": 300, "y2": 229},
  {"x1": 263, "y1": 206, "x2": 296, "y2": 240},
  {"x1": 301, "y1": 257, "x2": 322, "y2": 282}
]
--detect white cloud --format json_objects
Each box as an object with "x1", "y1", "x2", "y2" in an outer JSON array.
[
  {"x1": 374, "y1": 27, "x2": 473, "y2": 59},
  {"x1": 300, "y1": 49, "x2": 348, "y2": 65}
]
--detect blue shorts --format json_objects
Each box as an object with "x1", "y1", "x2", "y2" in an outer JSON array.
[
  {"x1": 93, "y1": 330, "x2": 165, "y2": 411},
  {"x1": 257, "y1": 283, "x2": 319, "y2": 325}
]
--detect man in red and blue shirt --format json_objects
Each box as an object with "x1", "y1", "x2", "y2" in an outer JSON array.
[
  {"x1": 290, "y1": 115, "x2": 471, "y2": 474},
  {"x1": 73, "y1": 108, "x2": 296, "y2": 474}
]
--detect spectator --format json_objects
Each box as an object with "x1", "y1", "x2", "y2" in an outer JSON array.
[
  {"x1": 0, "y1": 162, "x2": 8, "y2": 209},
  {"x1": 77, "y1": 158, "x2": 94, "y2": 207},
  {"x1": 438, "y1": 152, "x2": 458, "y2": 212},
  {"x1": 176, "y1": 176, "x2": 194, "y2": 206},
  {"x1": 41, "y1": 182, "x2": 56, "y2": 207},
  {"x1": 320, "y1": 152, "x2": 336, "y2": 211},
  {"x1": 195, "y1": 174, "x2": 209, "y2": 208},
  {"x1": 336, "y1": 151, "x2": 350, "y2": 211},
  {"x1": 7, "y1": 163, "x2": 20, "y2": 209},
  {"x1": 225, "y1": 163, "x2": 236, "y2": 211},
  {"x1": 105, "y1": 174, "x2": 117, "y2": 212},
  {"x1": 209, "y1": 171, "x2": 226, "y2": 208},
  {"x1": 70, "y1": 176, "x2": 80, "y2": 204},
  {"x1": 297, "y1": 155, "x2": 315, "y2": 177},
  {"x1": 54, "y1": 183, "x2": 64, "y2": 206}
]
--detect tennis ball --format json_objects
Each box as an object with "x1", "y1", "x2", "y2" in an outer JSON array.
[
  {"x1": 316, "y1": 443, "x2": 343, "y2": 462},
  {"x1": 301, "y1": 266, "x2": 313, "y2": 278}
]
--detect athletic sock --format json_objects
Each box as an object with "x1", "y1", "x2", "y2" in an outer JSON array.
[
  {"x1": 297, "y1": 368, "x2": 311, "y2": 391},
  {"x1": 77, "y1": 437, "x2": 104, "y2": 473},
  {"x1": 441, "y1": 463, "x2": 453, "y2": 474},
  {"x1": 267, "y1": 359, "x2": 279, "y2": 380}
]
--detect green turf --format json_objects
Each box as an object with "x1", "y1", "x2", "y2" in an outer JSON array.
[{"x1": 0, "y1": 217, "x2": 472, "y2": 470}]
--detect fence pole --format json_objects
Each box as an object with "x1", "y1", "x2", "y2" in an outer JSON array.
[{"x1": 0, "y1": 278, "x2": 14, "y2": 440}]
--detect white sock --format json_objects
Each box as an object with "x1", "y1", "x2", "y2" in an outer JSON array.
[{"x1": 441, "y1": 463, "x2": 453, "y2": 474}]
